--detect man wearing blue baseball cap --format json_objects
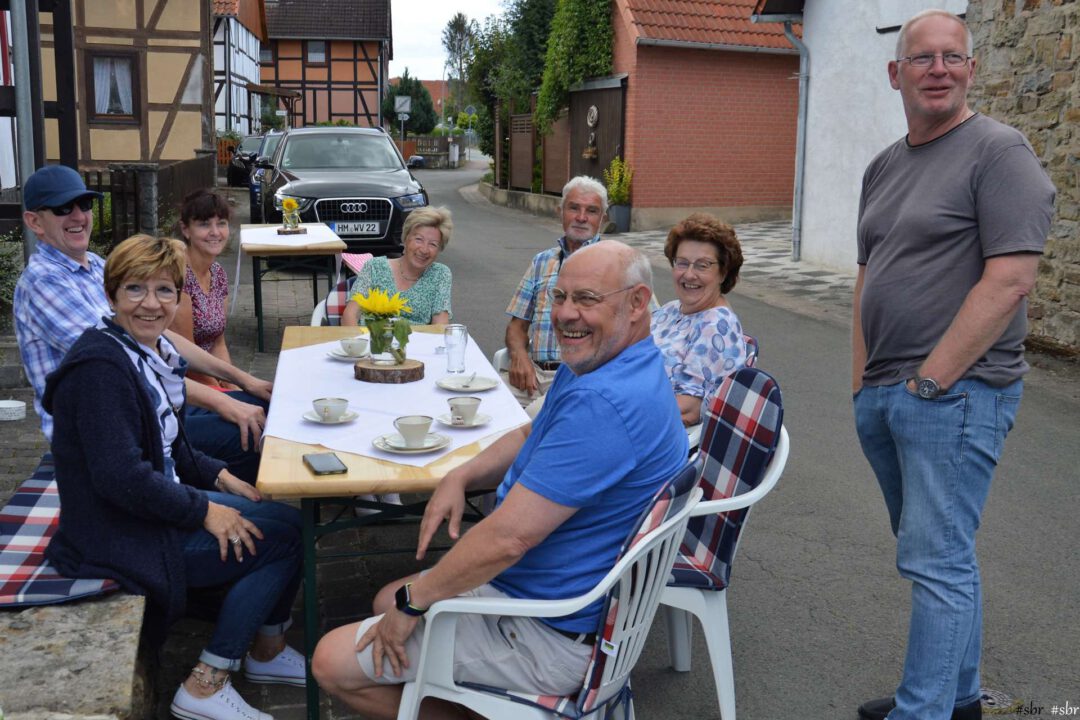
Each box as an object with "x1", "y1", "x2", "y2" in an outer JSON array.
[{"x1": 14, "y1": 165, "x2": 273, "y2": 482}]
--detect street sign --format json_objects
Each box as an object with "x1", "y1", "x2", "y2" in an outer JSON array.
[
  {"x1": 275, "y1": 110, "x2": 286, "y2": 116},
  {"x1": 399, "y1": 113, "x2": 410, "y2": 121},
  {"x1": 394, "y1": 96, "x2": 412, "y2": 113},
  {"x1": 464, "y1": 104, "x2": 476, "y2": 116}
]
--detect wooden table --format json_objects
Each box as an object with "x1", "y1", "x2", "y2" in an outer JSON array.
[
  {"x1": 239, "y1": 224, "x2": 347, "y2": 352},
  {"x1": 258, "y1": 326, "x2": 520, "y2": 719}
]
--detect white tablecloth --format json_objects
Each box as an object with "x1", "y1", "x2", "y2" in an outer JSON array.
[
  {"x1": 264, "y1": 331, "x2": 529, "y2": 467},
  {"x1": 239, "y1": 222, "x2": 344, "y2": 248}
]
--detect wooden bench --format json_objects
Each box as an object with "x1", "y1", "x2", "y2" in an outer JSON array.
[{"x1": 0, "y1": 454, "x2": 150, "y2": 718}]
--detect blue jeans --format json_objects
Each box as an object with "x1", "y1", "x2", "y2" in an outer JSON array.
[
  {"x1": 182, "y1": 492, "x2": 303, "y2": 671},
  {"x1": 184, "y1": 390, "x2": 268, "y2": 484},
  {"x1": 853, "y1": 378, "x2": 1021, "y2": 720}
]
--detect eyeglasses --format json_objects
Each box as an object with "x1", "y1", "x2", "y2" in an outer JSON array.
[
  {"x1": 673, "y1": 258, "x2": 720, "y2": 273},
  {"x1": 898, "y1": 52, "x2": 971, "y2": 67},
  {"x1": 39, "y1": 196, "x2": 94, "y2": 216},
  {"x1": 548, "y1": 286, "x2": 635, "y2": 308},
  {"x1": 120, "y1": 283, "x2": 179, "y2": 304}
]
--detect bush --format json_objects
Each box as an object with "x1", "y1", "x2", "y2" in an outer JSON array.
[
  {"x1": 603, "y1": 156, "x2": 633, "y2": 206},
  {"x1": 0, "y1": 229, "x2": 23, "y2": 322}
]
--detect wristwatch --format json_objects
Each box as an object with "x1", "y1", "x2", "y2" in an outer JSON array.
[
  {"x1": 394, "y1": 582, "x2": 427, "y2": 616},
  {"x1": 914, "y1": 376, "x2": 943, "y2": 399}
]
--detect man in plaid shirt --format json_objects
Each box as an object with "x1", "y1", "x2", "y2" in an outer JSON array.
[
  {"x1": 14, "y1": 165, "x2": 273, "y2": 482},
  {"x1": 502, "y1": 176, "x2": 607, "y2": 410}
]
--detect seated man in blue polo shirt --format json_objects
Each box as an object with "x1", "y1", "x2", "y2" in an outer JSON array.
[
  {"x1": 313, "y1": 240, "x2": 689, "y2": 718},
  {"x1": 14, "y1": 165, "x2": 271, "y2": 482}
]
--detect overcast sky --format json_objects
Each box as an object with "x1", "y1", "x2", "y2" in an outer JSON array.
[{"x1": 388, "y1": 0, "x2": 506, "y2": 80}]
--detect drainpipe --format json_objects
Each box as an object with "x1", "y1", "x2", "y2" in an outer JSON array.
[
  {"x1": 10, "y1": 0, "x2": 37, "y2": 259},
  {"x1": 784, "y1": 21, "x2": 808, "y2": 262}
]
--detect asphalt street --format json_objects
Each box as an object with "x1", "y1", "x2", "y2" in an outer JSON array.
[
  {"x1": 411, "y1": 160, "x2": 1080, "y2": 718},
  {"x1": 3, "y1": 157, "x2": 1075, "y2": 719}
]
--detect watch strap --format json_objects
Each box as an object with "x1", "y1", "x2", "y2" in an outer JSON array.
[{"x1": 395, "y1": 582, "x2": 427, "y2": 616}]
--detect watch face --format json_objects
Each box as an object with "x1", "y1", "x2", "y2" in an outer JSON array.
[{"x1": 917, "y1": 378, "x2": 940, "y2": 398}]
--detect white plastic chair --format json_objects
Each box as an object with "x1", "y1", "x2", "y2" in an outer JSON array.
[
  {"x1": 661, "y1": 368, "x2": 788, "y2": 720},
  {"x1": 310, "y1": 298, "x2": 329, "y2": 326},
  {"x1": 396, "y1": 484, "x2": 704, "y2": 720},
  {"x1": 492, "y1": 347, "x2": 509, "y2": 372}
]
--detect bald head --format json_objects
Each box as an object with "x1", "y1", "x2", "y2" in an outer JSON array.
[{"x1": 554, "y1": 240, "x2": 654, "y2": 376}]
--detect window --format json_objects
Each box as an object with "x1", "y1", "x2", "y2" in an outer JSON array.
[
  {"x1": 306, "y1": 40, "x2": 326, "y2": 64},
  {"x1": 260, "y1": 42, "x2": 274, "y2": 64},
  {"x1": 86, "y1": 52, "x2": 139, "y2": 123}
]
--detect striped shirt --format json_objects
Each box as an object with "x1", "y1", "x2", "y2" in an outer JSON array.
[
  {"x1": 505, "y1": 235, "x2": 600, "y2": 363},
  {"x1": 13, "y1": 244, "x2": 111, "y2": 441}
]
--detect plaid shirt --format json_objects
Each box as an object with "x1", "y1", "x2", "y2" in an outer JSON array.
[
  {"x1": 13, "y1": 244, "x2": 111, "y2": 441},
  {"x1": 505, "y1": 235, "x2": 600, "y2": 363}
]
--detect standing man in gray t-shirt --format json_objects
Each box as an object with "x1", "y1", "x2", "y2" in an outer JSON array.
[{"x1": 852, "y1": 10, "x2": 1055, "y2": 720}]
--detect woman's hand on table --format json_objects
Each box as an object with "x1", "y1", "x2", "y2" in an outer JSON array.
[
  {"x1": 204, "y1": 501, "x2": 264, "y2": 562},
  {"x1": 356, "y1": 610, "x2": 420, "y2": 679},
  {"x1": 416, "y1": 472, "x2": 468, "y2": 561},
  {"x1": 215, "y1": 470, "x2": 262, "y2": 502}
]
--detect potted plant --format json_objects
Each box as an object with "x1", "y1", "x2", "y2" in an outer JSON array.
[{"x1": 604, "y1": 156, "x2": 633, "y2": 233}]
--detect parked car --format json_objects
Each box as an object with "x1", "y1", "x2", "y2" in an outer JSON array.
[
  {"x1": 256, "y1": 126, "x2": 427, "y2": 255},
  {"x1": 227, "y1": 134, "x2": 263, "y2": 187},
  {"x1": 248, "y1": 130, "x2": 284, "y2": 223}
]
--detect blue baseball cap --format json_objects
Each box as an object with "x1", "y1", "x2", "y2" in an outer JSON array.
[{"x1": 22, "y1": 165, "x2": 103, "y2": 211}]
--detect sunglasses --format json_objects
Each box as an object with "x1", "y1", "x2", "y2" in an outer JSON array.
[{"x1": 38, "y1": 196, "x2": 95, "y2": 216}]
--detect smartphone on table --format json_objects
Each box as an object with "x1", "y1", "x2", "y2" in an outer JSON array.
[{"x1": 303, "y1": 452, "x2": 348, "y2": 476}]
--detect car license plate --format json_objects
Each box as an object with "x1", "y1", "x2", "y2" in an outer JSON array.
[{"x1": 331, "y1": 221, "x2": 380, "y2": 235}]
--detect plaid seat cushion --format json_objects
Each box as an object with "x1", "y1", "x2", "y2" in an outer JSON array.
[
  {"x1": 321, "y1": 254, "x2": 373, "y2": 326},
  {"x1": 0, "y1": 454, "x2": 119, "y2": 607},
  {"x1": 672, "y1": 368, "x2": 783, "y2": 592}
]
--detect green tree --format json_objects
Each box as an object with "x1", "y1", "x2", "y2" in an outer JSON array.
[
  {"x1": 442, "y1": 12, "x2": 477, "y2": 116},
  {"x1": 381, "y1": 69, "x2": 437, "y2": 136},
  {"x1": 535, "y1": 0, "x2": 612, "y2": 131}
]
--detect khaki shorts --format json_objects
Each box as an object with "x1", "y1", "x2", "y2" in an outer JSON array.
[
  {"x1": 499, "y1": 362, "x2": 558, "y2": 415},
  {"x1": 355, "y1": 583, "x2": 593, "y2": 696}
]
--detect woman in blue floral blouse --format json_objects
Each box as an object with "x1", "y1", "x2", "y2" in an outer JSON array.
[{"x1": 651, "y1": 213, "x2": 749, "y2": 425}]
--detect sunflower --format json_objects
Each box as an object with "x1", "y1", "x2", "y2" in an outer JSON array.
[
  {"x1": 281, "y1": 197, "x2": 299, "y2": 213},
  {"x1": 352, "y1": 287, "x2": 412, "y2": 319}
]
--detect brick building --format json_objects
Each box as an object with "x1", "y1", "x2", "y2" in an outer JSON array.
[{"x1": 612, "y1": 0, "x2": 800, "y2": 229}]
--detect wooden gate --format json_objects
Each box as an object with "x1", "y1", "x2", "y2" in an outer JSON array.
[
  {"x1": 542, "y1": 109, "x2": 570, "y2": 195},
  {"x1": 569, "y1": 76, "x2": 626, "y2": 182},
  {"x1": 509, "y1": 113, "x2": 535, "y2": 192}
]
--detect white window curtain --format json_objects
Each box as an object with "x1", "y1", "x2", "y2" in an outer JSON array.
[{"x1": 93, "y1": 57, "x2": 133, "y2": 115}]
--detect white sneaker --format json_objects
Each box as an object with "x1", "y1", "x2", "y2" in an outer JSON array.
[
  {"x1": 244, "y1": 645, "x2": 306, "y2": 687},
  {"x1": 170, "y1": 679, "x2": 272, "y2": 720}
]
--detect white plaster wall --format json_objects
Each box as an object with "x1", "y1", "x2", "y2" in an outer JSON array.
[{"x1": 799, "y1": 0, "x2": 967, "y2": 271}]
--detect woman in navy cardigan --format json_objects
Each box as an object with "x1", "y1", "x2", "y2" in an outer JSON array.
[{"x1": 44, "y1": 235, "x2": 303, "y2": 720}]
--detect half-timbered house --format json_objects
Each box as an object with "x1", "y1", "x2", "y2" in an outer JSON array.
[
  {"x1": 213, "y1": 0, "x2": 267, "y2": 135},
  {"x1": 41, "y1": 0, "x2": 216, "y2": 167},
  {"x1": 261, "y1": 0, "x2": 391, "y2": 128}
]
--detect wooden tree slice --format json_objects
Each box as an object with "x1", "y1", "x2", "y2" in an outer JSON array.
[{"x1": 353, "y1": 358, "x2": 425, "y2": 383}]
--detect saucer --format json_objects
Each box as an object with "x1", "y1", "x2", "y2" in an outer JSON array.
[
  {"x1": 327, "y1": 348, "x2": 370, "y2": 362},
  {"x1": 436, "y1": 375, "x2": 499, "y2": 392},
  {"x1": 303, "y1": 409, "x2": 359, "y2": 424},
  {"x1": 436, "y1": 413, "x2": 492, "y2": 429},
  {"x1": 373, "y1": 432, "x2": 451, "y2": 454}
]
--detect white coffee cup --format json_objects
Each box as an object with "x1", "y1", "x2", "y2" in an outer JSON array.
[
  {"x1": 394, "y1": 415, "x2": 433, "y2": 448},
  {"x1": 313, "y1": 397, "x2": 349, "y2": 422},
  {"x1": 448, "y1": 396, "x2": 481, "y2": 425},
  {"x1": 340, "y1": 336, "x2": 369, "y2": 357}
]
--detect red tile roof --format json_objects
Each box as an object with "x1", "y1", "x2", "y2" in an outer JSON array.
[
  {"x1": 214, "y1": 0, "x2": 239, "y2": 14},
  {"x1": 622, "y1": 0, "x2": 796, "y2": 51}
]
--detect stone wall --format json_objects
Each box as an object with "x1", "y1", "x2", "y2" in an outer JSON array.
[{"x1": 967, "y1": 0, "x2": 1080, "y2": 354}]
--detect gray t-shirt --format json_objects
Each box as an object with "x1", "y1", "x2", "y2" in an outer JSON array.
[{"x1": 857, "y1": 113, "x2": 1055, "y2": 388}]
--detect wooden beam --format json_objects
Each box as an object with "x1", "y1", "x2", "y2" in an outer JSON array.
[{"x1": 51, "y1": 0, "x2": 78, "y2": 167}]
